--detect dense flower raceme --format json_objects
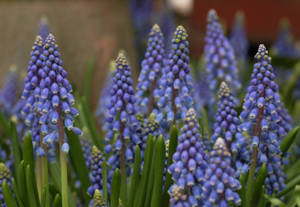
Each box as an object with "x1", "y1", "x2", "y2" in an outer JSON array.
[
  {"x1": 80, "y1": 128, "x2": 93, "y2": 169},
  {"x1": 156, "y1": 25, "x2": 194, "y2": 126},
  {"x1": 136, "y1": 24, "x2": 165, "y2": 115},
  {"x1": 205, "y1": 9, "x2": 241, "y2": 93},
  {"x1": 0, "y1": 163, "x2": 12, "y2": 207},
  {"x1": 96, "y1": 61, "x2": 114, "y2": 128},
  {"x1": 202, "y1": 138, "x2": 241, "y2": 206},
  {"x1": 92, "y1": 189, "x2": 106, "y2": 207},
  {"x1": 212, "y1": 82, "x2": 249, "y2": 174},
  {"x1": 240, "y1": 44, "x2": 287, "y2": 194},
  {"x1": 229, "y1": 12, "x2": 249, "y2": 62},
  {"x1": 21, "y1": 35, "x2": 45, "y2": 155},
  {"x1": 168, "y1": 108, "x2": 208, "y2": 206},
  {"x1": 0, "y1": 65, "x2": 18, "y2": 117},
  {"x1": 273, "y1": 20, "x2": 300, "y2": 58},
  {"x1": 104, "y1": 53, "x2": 140, "y2": 187},
  {"x1": 87, "y1": 146, "x2": 104, "y2": 206}
]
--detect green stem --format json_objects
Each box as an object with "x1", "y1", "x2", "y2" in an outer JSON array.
[
  {"x1": 37, "y1": 158, "x2": 42, "y2": 201},
  {"x1": 120, "y1": 124, "x2": 127, "y2": 206},
  {"x1": 58, "y1": 109, "x2": 68, "y2": 207},
  {"x1": 42, "y1": 145, "x2": 49, "y2": 207}
]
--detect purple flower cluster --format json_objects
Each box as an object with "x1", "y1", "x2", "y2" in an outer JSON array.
[
  {"x1": 229, "y1": 12, "x2": 249, "y2": 62},
  {"x1": 168, "y1": 108, "x2": 208, "y2": 206},
  {"x1": 136, "y1": 24, "x2": 165, "y2": 115},
  {"x1": 104, "y1": 53, "x2": 140, "y2": 185},
  {"x1": 240, "y1": 44, "x2": 287, "y2": 194},
  {"x1": 156, "y1": 26, "x2": 194, "y2": 126},
  {"x1": 212, "y1": 82, "x2": 249, "y2": 174},
  {"x1": 87, "y1": 146, "x2": 104, "y2": 206},
  {"x1": 202, "y1": 138, "x2": 241, "y2": 206},
  {"x1": 0, "y1": 65, "x2": 18, "y2": 117},
  {"x1": 205, "y1": 9, "x2": 241, "y2": 93}
]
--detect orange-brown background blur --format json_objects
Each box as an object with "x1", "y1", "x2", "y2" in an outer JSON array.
[{"x1": 1, "y1": 0, "x2": 300, "y2": 111}]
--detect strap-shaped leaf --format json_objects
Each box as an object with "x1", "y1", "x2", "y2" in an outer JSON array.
[
  {"x1": 280, "y1": 126, "x2": 300, "y2": 155},
  {"x1": 2, "y1": 180, "x2": 18, "y2": 207},
  {"x1": 252, "y1": 164, "x2": 267, "y2": 205},
  {"x1": 111, "y1": 168, "x2": 121, "y2": 207},
  {"x1": 128, "y1": 146, "x2": 141, "y2": 207}
]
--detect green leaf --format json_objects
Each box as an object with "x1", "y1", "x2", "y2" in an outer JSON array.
[
  {"x1": 128, "y1": 145, "x2": 141, "y2": 207},
  {"x1": 25, "y1": 165, "x2": 39, "y2": 207},
  {"x1": 277, "y1": 174, "x2": 300, "y2": 197},
  {"x1": 83, "y1": 55, "x2": 95, "y2": 105},
  {"x1": 16, "y1": 161, "x2": 28, "y2": 206},
  {"x1": 23, "y1": 133, "x2": 35, "y2": 181},
  {"x1": 252, "y1": 164, "x2": 267, "y2": 206},
  {"x1": 102, "y1": 161, "x2": 108, "y2": 204},
  {"x1": 0, "y1": 110, "x2": 10, "y2": 134},
  {"x1": 111, "y1": 168, "x2": 121, "y2": 207},
  {"x1": 150, "y1": 135, "x2": 166, "y2": 207},
  {"x1": 9, "y1": 122, "x2": 22, "y2": 174},
  {"x1": 201, "y1": 107, "x2": 211, "y2": 137},
  {"x1": 80, "y1": 97, "x2": 103, "y2": 150},
  {"x1": 66, "y1": 130, "x2": 90, "y2": 202},
  {"x1": 2, "y1": 180, "x2": 18, "y2": 207},
  {"x1": 238, "y1": 173, "x2": 247, "y2": 207},
  {"x1": 162, "y1": 125, "x2": 178, "y2": 206},
  {"x1": 280, "y1": 126, "x2": 300, "y2": 155},
  {"x1": 264, "y1": 194, "x2": 286, "y2": 207},
  {"x1": 53, "y1": 193, "x2": 62, "y2": 207},
  {"x1": 257, "y1": 187, "x2": 267, "y2": 207},
  {"x1": 134, "y1": 135, "x2": 155, "y2": 207},
  {"x1": 295, "y1": 185, "x2": 300, "y2": 206},
  {"x1": 287, "y1": 158, "x2": 300, "y2": 180},
  {"x1": 12, "y1": 179, "x2": 24, "y2": 207}
]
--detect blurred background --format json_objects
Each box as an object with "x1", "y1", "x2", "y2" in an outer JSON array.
[{"x1": 1, "y1": 0, "x2": 300, "y2": 111}]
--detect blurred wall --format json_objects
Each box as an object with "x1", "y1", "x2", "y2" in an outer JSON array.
[{"x1": 0, "y1": 0, "x2": 137, "y2": 110}]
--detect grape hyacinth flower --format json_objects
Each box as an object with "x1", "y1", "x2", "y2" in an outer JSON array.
[
  {"x1": 21, "y1": 35, "x2": 45, "y2": 155},
  {"x1": 136, "y1": 24, "x2": 165, "y2": 115},
  {"x1": 91, "y1": 189, "x2": 106, "y2": 207},
  {"x1": 0, "y1": 163, "x2": 12, "y2": 207},
  {"x1": 229, "y1": 12, "x2": 249, "y2": 62},
  {"x1": 104, "y1": 53, "x2": 140, "y2": 197},
  {"x1": 38, "y1": 33, "x2": 82, "y2": 151},
  {"x1": 96, "y1": 61, "x2": 114, "y2": 128},
  {"x1": 87, "y1": 146, "x2": 104, "y2": 205},
  {"x1": 168, "y1": 108, "x2": 208, "y2": 206},
  {"x1": 80, "y1": 128, "x2": 93, "y2": 169},
  {"x1": 202, "y1": 138, "x2": 241, "y2": 206},
  {"x1": 156, "y1": 25, "x2": 194, "y2": 127},
  {"x1": 240, "y1": 44, "x2": 287, "y2": 194},
  {"x1": 0, "y1": 65, "x2": 18, "y2": 117},
  {"x1": 212, "y1": 82, "x2": 249, "y2": 174},
  {"x1": 205, "y1": 9, "x2": 241, "y2": 94}
]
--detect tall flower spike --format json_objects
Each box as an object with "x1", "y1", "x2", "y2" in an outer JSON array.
[
  {"x1": 205, "y1": 9, "x2": 241, "y2": 93},
  {"x1": 21, "y1": 35, "x2": 45, "y2": 155},
  {"x1": 88, "y1": 146, "x2": 104, "y2": 202},
  {"x1": 212, "y1": 81, "x2": 249, "y2": 174},
  {"x1": 202, "y1": 138, "x2": 241, "y2": 206},
  {"x1": 96, "y1": 60, "x2": 115, "y2": 128},
  {"x1": 38, "y1": 33, "x2": 81, "y2": 151},
  {"x1": 136, "y1": 24, "x2": 165, "y2": 115},
  {"x1": 240, "y1": 44, "x2": 287, "y2": 194},
  {"x1": 156, "y1": 25, "x2": 194, "y2": 127},
  {"x1": 91, "y1": 189, "x2": 106, "y2": 207},
  {"x1": 168, "y1": 108, "x2": 208, "y2": 206},
  {"x1": 104, "y1": 52, "x2": 140, "y2": 191},
  {"x1": 229, "y1": 12, "x2": 249, "y2": 62},
  {"x1": 0, "y1": 65, "x2": 18, "y2": 117},
  {"x1": 0, "y1": 163, "x2": 12, "y2": 207}
]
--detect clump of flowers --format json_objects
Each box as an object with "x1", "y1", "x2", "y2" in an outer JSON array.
[
  {"x1": 212, "y1": 81, "x2": 249, "y2": 174},
  {"x1": 87, "y1": 146, "x2": 104, "y2": 205},
  {"x1": 136, "y1": 24, "x2": 165, "y2": 115},
  {"x1": 229, "y1": 12, "x2": 249, "y2": 62},
  {"x1": 240, "y1": 44, "x2": 287, "y2": 194},
  {"x1": 204, "y1": 9, "x2": 241, "y2": 93},
  {"x1": 0, "y1": 65, "x2": 18, "y2": 117},
  {"x1": 168, "y1": 108, "x2": 208, "y2": 206},
  {"x1": 156, "y1": 25, "x2": 194, "y2": 126},
  {"x1": 0, "y1": 163, "x2": 12, "y2": 207},
  {"x1": 104, "y1": 53, "x2": 140, "y2": 188},
  {"x1": 202, "y1": 138, "x2": 241, "y2": 206}
]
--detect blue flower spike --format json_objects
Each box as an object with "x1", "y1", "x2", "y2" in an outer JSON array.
[{"x1": 202, "y1": 137, "x2": 241, "y2": 207}]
